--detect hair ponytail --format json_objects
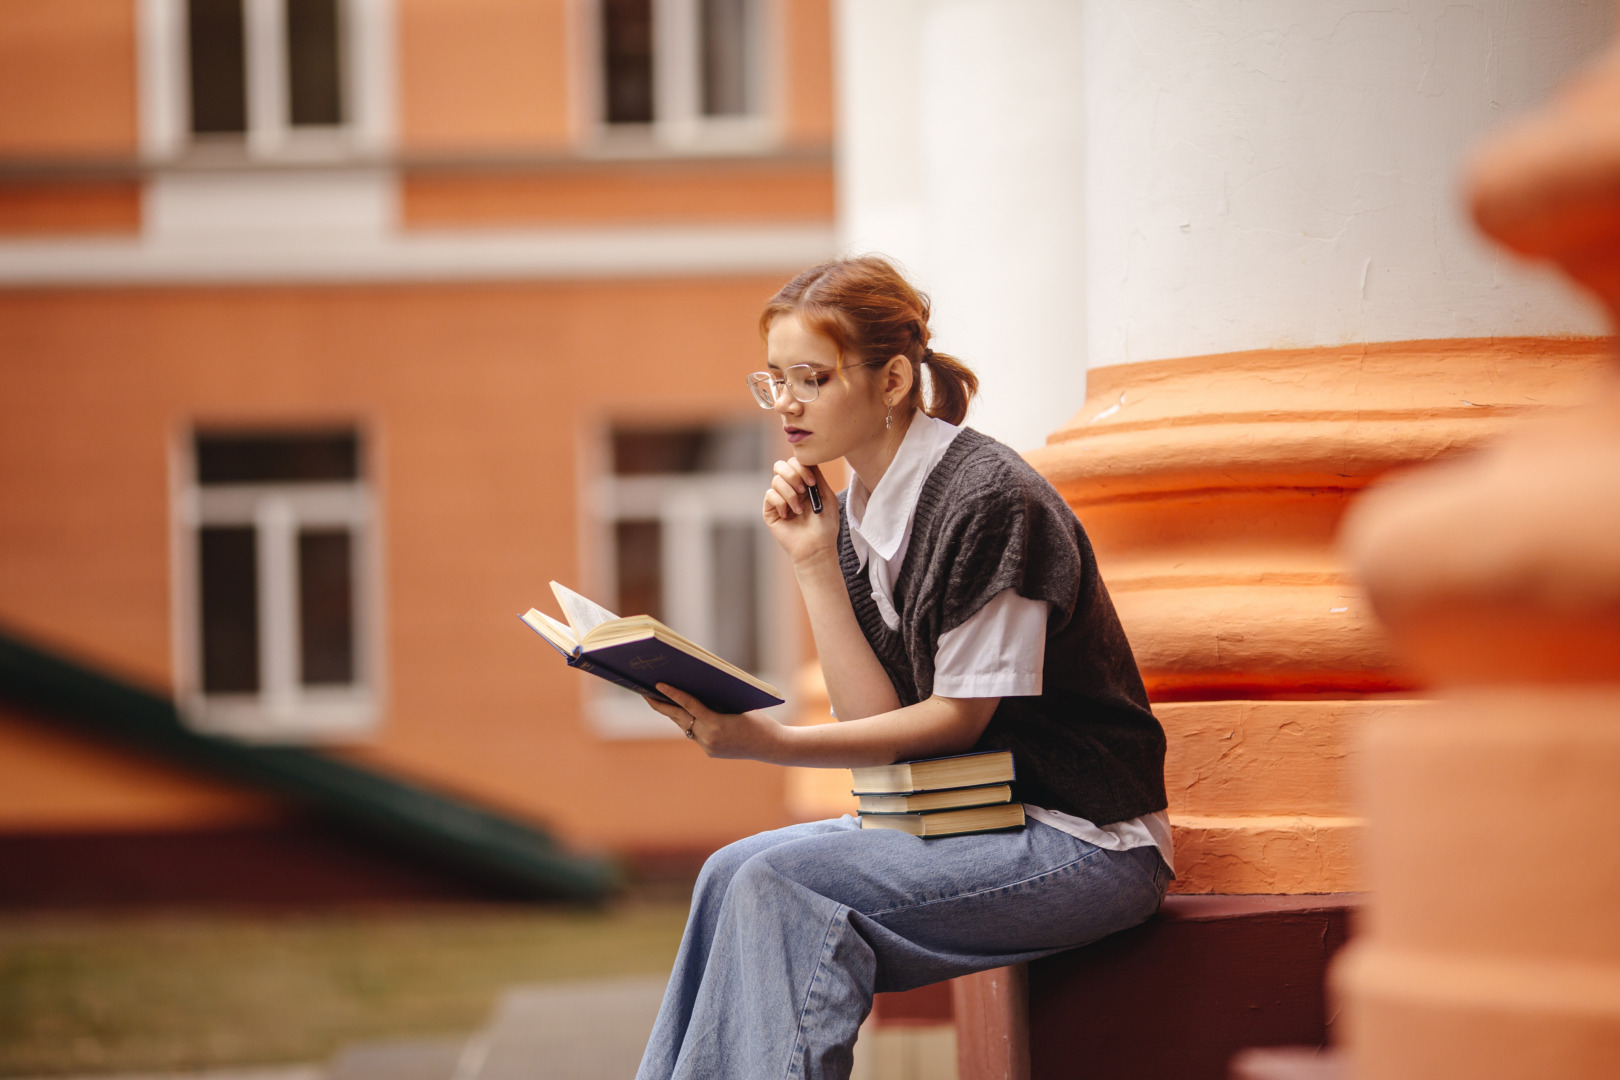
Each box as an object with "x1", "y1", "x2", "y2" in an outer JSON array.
[
  {"x1": 919, "y1": 348, "x2": 978, "y2": 426},
  {"x1": 760, "y1": 256, "x2": 979, "y2": 426}
]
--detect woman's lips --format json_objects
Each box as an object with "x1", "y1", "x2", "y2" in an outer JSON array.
[{"x1": 785, "y1": 427, "x2": 811, "y2": 444}]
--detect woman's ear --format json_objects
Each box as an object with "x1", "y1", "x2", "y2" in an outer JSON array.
[{"x1": 882, "y1": 354, "x2": 915, "y2": 403}]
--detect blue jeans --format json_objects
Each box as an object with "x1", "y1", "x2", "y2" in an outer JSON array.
[{"x1": 635, "y1": 815, "x2": 1170, "y2": 1080}]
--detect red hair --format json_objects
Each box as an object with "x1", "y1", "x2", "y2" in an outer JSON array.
[{"x1": 759, "y1": 255, "x2": 979, "y2": 426}]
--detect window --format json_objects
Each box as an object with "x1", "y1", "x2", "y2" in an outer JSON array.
[
  {"x1": 599, "y1": 0, "x2": 773, "y2": 150},
  {"x1": 588, "y1": 420, "x2": 793, "y2": 737},
  {"x1": 176, "y1": 429, "x2": 379, "y2": 741},
  {"x1": 140, "y1": 0, "x2": 393, "y2": 160}
]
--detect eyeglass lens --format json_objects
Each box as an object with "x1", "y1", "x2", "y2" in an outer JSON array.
[{"x1": 746, "y1": 366, "x2": 820, "y2": 408}]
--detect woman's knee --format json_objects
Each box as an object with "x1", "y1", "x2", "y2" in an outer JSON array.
[
  {"x1": 694, "y1": 837, "x2": 759, "y2": 900},
  {"x1": 694, "y1": 820, "x2": 858, "y2": 908}
]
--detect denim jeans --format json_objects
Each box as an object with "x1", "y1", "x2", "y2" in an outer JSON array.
[{"x1": 635, "y1": 814, "x2": 1171, "y2": 1080}]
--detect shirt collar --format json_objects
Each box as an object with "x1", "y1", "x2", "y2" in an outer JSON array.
[{"x1": 847, "y1": 411, "x2": 959, "y2": 564}]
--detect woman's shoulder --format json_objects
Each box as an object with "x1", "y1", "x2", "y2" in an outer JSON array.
[{"x1": 934, "y1": 428, "x2": 1065, "y2": 509}]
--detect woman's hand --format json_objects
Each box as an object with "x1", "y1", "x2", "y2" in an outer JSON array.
[
  {"x1": 763, "y1": 458, "x2": 840, "y2": 570},
  {"x1": 645, "y1": 683, "x2": 790, "y2": 761}
]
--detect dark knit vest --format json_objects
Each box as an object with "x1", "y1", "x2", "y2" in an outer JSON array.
[{"x1": 838, "y1": 428, "x2": 1168, "y2": 826}]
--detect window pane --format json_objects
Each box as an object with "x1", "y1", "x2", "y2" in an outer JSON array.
[
  {"x1": 603, "y1": 0, "x2": 654, "y2": 124},
  {"x1": 200, "y1": 526, "x2": 259, "y2": 693},
  {"x1": 711, "y1": 523, "x2": 759, "y2": 672},
  {"x1": 298, "y1": 529, "x2": 354, "y2": 685},
  {"x1": 615, "y1": 520, "x2": 663, "y2": 622},
  {"x1": 196, "y1": 432, "x2": 360, "y2": 484},
  {"x1": 612, "y1": 423, "x2": 763, "y2": 475},
  {"x1": 188, "y1": 0, "x2": 248, "y2": 135},
  {"x1": 701, "y1": 0, "x2": 752, "y2": 117},
  {"x1": 287, "y1": 0, "x2": 344, "y2": 127}
]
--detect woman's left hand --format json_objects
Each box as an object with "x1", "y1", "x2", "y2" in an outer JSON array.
[{"x1": 645, "y1": 683, "x2": 787, "y2": 761}]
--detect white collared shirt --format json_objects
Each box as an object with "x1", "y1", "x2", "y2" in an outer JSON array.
[{"x1": 845, "y1": 411, "x2": 1174, "y2": 873}]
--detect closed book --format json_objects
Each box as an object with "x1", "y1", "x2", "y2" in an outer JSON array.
[
  {"x1": 857, "y1": 784, "x2": 1012, "y2": 815},
  {"x1": 850, "y1": 750, "x2": 1015, "y2": 795},
  {"x1": 521, "y1": 582, "x2": 784, "y2": 715},
  {"x1": 859, "y1": 802, "x2": 1026, "y2": 837}
]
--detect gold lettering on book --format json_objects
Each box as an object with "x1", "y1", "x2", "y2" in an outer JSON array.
[{"x1": 630, "y1": 654, "x2": 670, "y2": 672}]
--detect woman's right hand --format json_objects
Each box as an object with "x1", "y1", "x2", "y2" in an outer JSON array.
[{"x1": 763, "y1": 458, "x2": 840, "y2": 569}]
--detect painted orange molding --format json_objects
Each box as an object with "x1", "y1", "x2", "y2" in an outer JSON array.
[{"x1": 1029, "y1": 337, "x2": 1612, "y2": 703}]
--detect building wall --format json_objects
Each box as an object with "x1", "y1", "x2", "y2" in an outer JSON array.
[
  {"x1": 0, "y1": 0, "x2": 138, "y2": 157},
  {"x1": 0, "y1": 0, "x2": 837, "y2": 866},
  {"x1": 0, "y1": 275, "x2": 798, "y2": 852}
]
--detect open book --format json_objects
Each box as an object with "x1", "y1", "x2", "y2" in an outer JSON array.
[{"x1": 520, "y1": 582, "x2": 784, "y2": 714}]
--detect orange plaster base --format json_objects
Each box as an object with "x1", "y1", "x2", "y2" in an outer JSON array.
[
  {"x1": 1030, "y1": 337, "x2": 1611, "y2": 700},
  {"x1": 1169, "y1": 814, "x2": 1361, "y2": 895}
]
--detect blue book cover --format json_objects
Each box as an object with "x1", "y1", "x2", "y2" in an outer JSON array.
[{"x1": 521, "y1": 583, "x2": 784, "y2": 714}]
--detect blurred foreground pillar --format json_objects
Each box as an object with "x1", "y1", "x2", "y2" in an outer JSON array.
[{"x1": 1336, "y1": 17, "x2": 1620, "y2": 1080}]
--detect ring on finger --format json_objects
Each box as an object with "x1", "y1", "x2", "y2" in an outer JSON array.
[{"x1": 684, "y1": 718, "x2": 696, "y2": 740}]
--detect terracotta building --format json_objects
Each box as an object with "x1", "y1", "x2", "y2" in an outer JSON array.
[{"x1": 0, "y1": 0, "x2": 837, "y2": 892}]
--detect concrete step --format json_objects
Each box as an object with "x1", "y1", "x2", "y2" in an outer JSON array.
[
  {"x1": 327, "y1": 1037, "x2": 469, "y2": 1080},
  {"x1": 461, "y1": 976, "x2": 667, "y2": 1080}
]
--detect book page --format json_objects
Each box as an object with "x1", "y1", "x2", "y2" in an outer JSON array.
[
  {"x1": 550, "y1": 581, "x2": 621, "y2": 639},
  {"x1": 521, "y1": 609, "x2": 578, "y2": 653}
]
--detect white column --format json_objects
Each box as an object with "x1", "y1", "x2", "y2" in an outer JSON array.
[
  {"x1": 1082, "y1": 0, "x2": 1613, "y2": 369},
  {"x1": 836, "y1": 0, "x2": 1087, "y2": 452}
]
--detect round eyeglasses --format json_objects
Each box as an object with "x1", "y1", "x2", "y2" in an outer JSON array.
[{"x1": 744, "y1": 361, "x2": 886, "y2": 409}]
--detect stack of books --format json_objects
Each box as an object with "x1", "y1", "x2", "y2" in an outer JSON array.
[{"x1": 853, "y1": 750, "x2": 1024, "y2": 837}]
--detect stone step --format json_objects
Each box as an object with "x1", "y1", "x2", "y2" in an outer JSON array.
[
  {"x1": 327, "y1": 1036, "x2": 468, "y2": 1080},
  {"x1": 462, "y1": 976, "x2": 667, "y2": 1080}
]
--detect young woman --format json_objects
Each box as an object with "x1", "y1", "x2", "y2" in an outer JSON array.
[{"x1": 636, "y1": 256, "x2": 1170, "y2": 1080}]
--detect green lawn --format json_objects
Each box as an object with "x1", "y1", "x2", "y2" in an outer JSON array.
[{"x1": 0, "y1": 901, "x2": 689, "y2": 1076}]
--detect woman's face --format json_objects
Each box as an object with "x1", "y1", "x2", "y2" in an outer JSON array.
[{"x1": 763, "y1": 312, "x2": 890, "y2": 467}]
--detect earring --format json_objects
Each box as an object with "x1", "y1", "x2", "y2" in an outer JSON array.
[{"x1": 885, "y1": 401, "x2": 893, "y2": 429}]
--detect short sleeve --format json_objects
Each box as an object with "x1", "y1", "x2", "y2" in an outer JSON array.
[{"x1": 933, "y1": 588, "x2": 1050, "y2": 698}]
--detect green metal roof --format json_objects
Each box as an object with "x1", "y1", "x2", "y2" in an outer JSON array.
[{"x1": 0, "y1": 627, "x2": 620, "y2": 902}]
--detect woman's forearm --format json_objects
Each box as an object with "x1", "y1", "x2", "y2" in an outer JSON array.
[
  {"x1": 772, "y1": 694, "x2": 999, "y2": 768},
  {"x1": 794, "y1": 555, "x2": 903, "y2": 720}
]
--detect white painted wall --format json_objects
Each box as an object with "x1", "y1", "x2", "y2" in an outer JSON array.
[
  {"x1": 1084, "y1": 0, "x2": 1612, "y2": 368},
  {"x1": 836, "y1": 0, "x2": 1613, "y2": 441},
  {"x1": 836, "y1": 0, "x2": 1087, "y2": 451}
]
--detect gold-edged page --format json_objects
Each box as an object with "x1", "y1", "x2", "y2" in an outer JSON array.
[{"x1": 521, "y1": 609, "x2": 578, "y2": 652}]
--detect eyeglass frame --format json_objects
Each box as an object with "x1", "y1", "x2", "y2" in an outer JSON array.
[{"x1": 744, "y1": 359, "x2": 891, "y2": 409}]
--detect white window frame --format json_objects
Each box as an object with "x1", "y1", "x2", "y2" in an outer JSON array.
[
  {"x1": 584, "y1": 440, "x2": 797, "y2": 739},
  {"x1": 139, "y1": 0, "x2": 396, "y2": 162},
  {"x1": 590, "y1": 0, "x2": 780, "y2": 154},
  {"x1": 172, "y1": 445, "x2": 383, "y2": 743}
]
